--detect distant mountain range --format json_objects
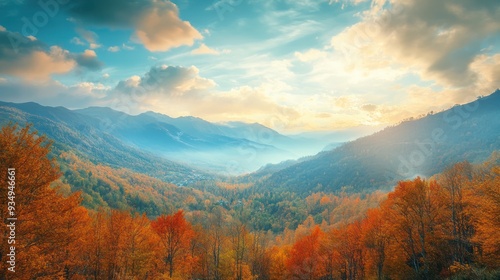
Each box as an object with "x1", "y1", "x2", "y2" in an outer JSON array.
[
  {"x1": 0, "y1": 101, "x2": 351, "y2": 179},
  {"x1": 73, "y1": 107, "x2": 297, "y2": 173},
  {"x1": 0, "y1": 101, "x2": 211, "y2": 185},
  {"x1": 249, "y1": 89, "x2": 500, "y2": 194},
  {"x1": 2, "y1": 89, "x2": 497, "y2": 193}
]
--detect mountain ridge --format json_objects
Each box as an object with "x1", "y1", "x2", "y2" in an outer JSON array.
[
  {"x1": 0, "y1": 100, "x2": 323, "y2": 176},
  {"x1": 0, "y1": 101, "x2": 209, "y2": 185},
  {"x1": 250, "y1": 89, "x2": 500, "y2": 194}
]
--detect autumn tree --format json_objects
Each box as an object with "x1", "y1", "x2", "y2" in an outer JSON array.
[
  {"x1": 329, "y1": 221, "x2": 366, "y2": 280},
  {"x1": 152, "y1": 210, "x2": 195, "y2": 278},
  {"x1": 229, "y1": 220, "x2": 251, "y2": 280},
  {"x1": 382, "y1": 178, "x2": 448, "y2": 279},
  {"x1": 362, "y1": 208, "x2": 388, "y2": 280},
  {"x1": 208, "y1": 206, "x2": 227, "y2": 280},
  {"x1": 287, "y1": 226, "x2": 326, "y2": 280},
  {"x1": 267, "y1": 245, "x2": 290, "y2": 280},
  {"x1": 85, "y1": 210, "x2": 108, "y2": 279},
  {"x1": 248, "y1": 230, "x2": 271, "y2": 280},
  {"x1": 0, "y1": 124, "x2": 91, "y2": 279},
  {"x1": 437, "y1": 161, "x2": 475, "y2": 265},
  {"x1": 470, "y1": 163, "x2": 500, "y2": 267}
]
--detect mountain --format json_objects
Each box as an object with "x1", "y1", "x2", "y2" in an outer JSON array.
[
  {"x1": 0, "y1": 101, "x2": 326, "y2": 176},
  {"x1": 253, "y1": 89, "x2": 500, "y2": 194},
  {"x1": 75, "y1": 108, "x2": 295, "y2": 173},
  {"x1": 0, "y1": 101, "x2": 208, "y2": 185},
  {"x1": 141, "y1": 111, "x2": 350, "y2": 161}
]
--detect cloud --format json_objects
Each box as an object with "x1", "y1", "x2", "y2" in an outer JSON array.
[
  {"x1": 190, "y1": 86, "x2": 300, "y2": 121},
  {"x1": 294, "y1": 49, "x2": 327, "y2": 62},
  {"x1": 111, "y1": 65, "x2": 300, "y2": 125},
  {"x1": 115, "y1": 64, "x2": 215, "y2": 97},
  {"x1": 0, "y1": 30, "x2": 74, "y2": 80},
  {"x1": 361, "y1": 104, "x2": 377, "y2": 112},
  {"x1": 73, "y1": 49, "x2": 103, "y2": 70},
  {"x1": 0, "y1": 61, "x2": 301, "y2": 129},
  {"x1": 191, "y1": 43, "x2": 219, "y2": 55},
  {"x1": 66, "y1": 0, "x2": 202, "y2": 52},
  {"x1": 71, "y1": 37, "x2": 85, "y2": 46},
  {"x1": 0, "y1": 79, "x2": 109, "y2": 108},
  {"x1": 0, "y1": 28, "x2": 103, "y2": 80},
  {"x1": 122, "y1": 44, "x2": 135, "y2": 50},
  {"x1": 134, "y1": 1, "x2": 202, "y2": 51},
  {"x1": 107, "y1": 46, "x2": 120, "y2": 52},
  {"x1": 468, "y1": 54, "x2": 500, "y2": 97},
  {"x1": 107, "y1": 44, "x2": 135, "y2": 52},
  {"x1": 76, "y1": 28, "x2": 98, "y2": 44},
  {"x1": 71, "y1": 28, "x2": 102, "y2": 49},
  {"x1": 331, "y1": 0, "x2": 500, "y2": 88}
]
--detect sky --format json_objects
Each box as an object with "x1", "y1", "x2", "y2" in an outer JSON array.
[{"x1": 0, "y1": 0, "x2": 499, "y2": 132}]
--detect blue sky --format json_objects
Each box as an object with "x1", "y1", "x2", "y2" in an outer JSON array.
[{"x1": 0, "y1": 0, "x2": 499, "y2": 132}]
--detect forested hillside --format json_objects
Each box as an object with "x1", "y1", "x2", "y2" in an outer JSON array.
[
  {"x1": 1, "y1": 123, "x2": 499, "y2": 279},
  {"x1": 0, "y1": 102, "x2": 208, "y2": 185},
  {"x1": 55, "y1": 152, "x2": 217, "y2": 216},
  {"x1": 0, "y1": 100, "x2": 331, "y2": 176},
  {"x1": 256, "y1": 90, "x2": 500, "y2": 194}
]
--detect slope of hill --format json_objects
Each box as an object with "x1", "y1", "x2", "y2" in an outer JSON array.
[
  {"x1": 1, "y1": 101, "x2": 328, "y2": 176},
  {"x1": 0, "y1": 101, "x2": 208, "y2": 185},
  {"x1": 55, "y1": 152, "x2": 218, "y2": 216},
  {"x1": 255, "y1": 89, "x2": 500, "y2": 194}
]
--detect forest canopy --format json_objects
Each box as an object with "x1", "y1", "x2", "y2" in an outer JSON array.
[{"x1": 0, "y1": 124, "x2": 499, "y2": 279}]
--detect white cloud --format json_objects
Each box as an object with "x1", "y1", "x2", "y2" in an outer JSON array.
[
  {"x1": 108, "y1": 46, "x2": 120, "y2": 52},
  {"x1": 66, "y1": 0, "x2": 202, "y2": 52},
  {"x1": 134, "y1": 1, "x2": 202, "y2": 52},
  {"x1": 331, "y1": 0, "x2": 500, "y2": 89},
  {"x1": 294, "y1": 49, "x2": 327, "y2": 62},
  {"x1": 0, "y1": 27, "x2": 104, "y2": 80},
  {"x1": 278, "y1": 0, "x2": 500, "y2": 128},
  {"x1": 89, "y1": 43, "x2": 101, "y2": 49},
  {"x1": 122, "y1": 43, "x2": 135, "y2": 50},
  {"x1": 191, "y1": 43, "x2": 219, "y2": 55},
  {"x1": 106, "y1": 64, "x2": 301, "y2": 126},
  {"x1": 0, "y1": 45, "x2": 76, "y2": 81}
]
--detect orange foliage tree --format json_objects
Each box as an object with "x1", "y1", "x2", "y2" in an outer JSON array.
[
  {"x1": 151, "y1": 210, "x2": 195, "y2": 278},
  {"x1": 361, "y1": 208, "x2": 388, "y2": 280},
  {"x1": 336, "y1": 221, "x2": 366, "y2": 280},
  {"x1": 381, "y1": 178, "x2": 448, "y2": 279},
  {"x1": 0, "y1": 124, "x2": 91, "y2": 279},
  {"x1": 470, "y1": 162, "x2": 500, "y2": 267},
  {"x1": 287, "y1": 226, "x2": 325, "y2": 279}
]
